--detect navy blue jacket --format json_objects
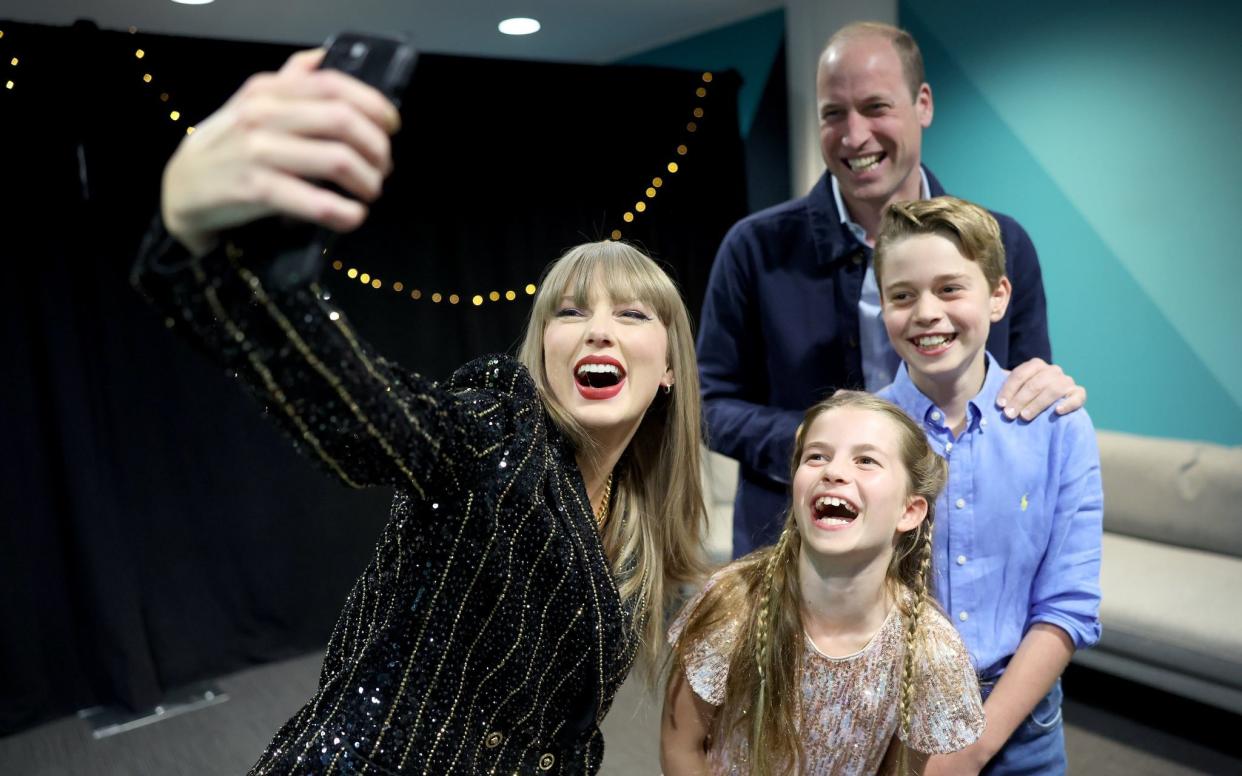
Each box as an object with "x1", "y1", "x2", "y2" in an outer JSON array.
[{"x1": 697, "y1": 169, "x2": 1052, "y2": 556}]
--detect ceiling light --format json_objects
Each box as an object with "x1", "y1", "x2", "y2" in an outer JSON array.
[
  {"x1": 171, "y1": 0, "x2": 216, "y2": 5},
  {"x1": 498, "y1": 17, "x2": 540, "y2": 36}
]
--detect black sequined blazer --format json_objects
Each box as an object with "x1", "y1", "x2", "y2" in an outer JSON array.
[{"x1": 132, "y1": 226, "x2": 641, "y2": 775}]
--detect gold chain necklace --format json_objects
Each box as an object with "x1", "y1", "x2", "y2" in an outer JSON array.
[{"x1": 596, "y1": 471, "x2": 614, "y2": 528}]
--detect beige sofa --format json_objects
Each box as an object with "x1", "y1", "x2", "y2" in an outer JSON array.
[
  {"x1": 701, "y1": 430, "x2": 1242, "y2": 712},
  {"x1": 1074, "y1": 430, "x2": 1242, "y2": 713}
]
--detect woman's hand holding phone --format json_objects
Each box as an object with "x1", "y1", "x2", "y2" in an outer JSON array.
[{"x1": 160, "y1": 48, "x2": 402, "y2": 257}]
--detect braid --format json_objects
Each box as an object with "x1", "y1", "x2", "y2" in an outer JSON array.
[
  {"x1": 896, "y1": 523, "x2": 934, "y2": 775},
  {"x1": 751, "y1": 524, "x2": 795, "y2": 776}
]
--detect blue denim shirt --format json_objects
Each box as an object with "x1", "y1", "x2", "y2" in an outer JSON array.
[
  {"x1": 698, "y1": 169, "x2": 1052, "y2": 556},
  {"x1": 879, "y1": 354, "x2": 1103, "y2": 673}
]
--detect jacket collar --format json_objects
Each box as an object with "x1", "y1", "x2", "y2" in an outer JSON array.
[{"x1": 805, "y1": 166, "x2": 946, "y2": 266}]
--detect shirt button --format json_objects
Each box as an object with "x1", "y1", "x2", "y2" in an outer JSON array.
[
  {"x1": 957, "y1": 555, "x2": 967, "y2": 565},
  {"x1": 959, "y1": 611, "x2": 969, "y2": 622},
  {"x1": 945, "y1": 442, "x2": 953, "y2": 452},
  {"x1": 848, "y1": 335, "x2": 858, "y2": 348},
  {"x1": 955, "y1": 498, "x2": 966, "y2": 509},
  {"x1": 538, "y1": 753, "x2": 556, "y2": 770},
  {"x1": 980, "y1": 418, "x2": 989, "y2": 427},
  {"x1": 852, "y1": 253, "x2": 863, "y2": 265},
  {"x1": 931, "y1": 411, "x2": 942, "y2": 421}
]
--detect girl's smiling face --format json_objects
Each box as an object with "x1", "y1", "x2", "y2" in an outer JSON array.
[{"x1": 792, "y1": 407, "x2": 927, "y2": 566}]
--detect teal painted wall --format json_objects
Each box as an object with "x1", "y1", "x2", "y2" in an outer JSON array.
[
  {"x1": 902, "y1": 0, "x2": 1242, "y2": 444},
  {"x1": 621, "y1": 9, "x2": 785, "y2": 137}
]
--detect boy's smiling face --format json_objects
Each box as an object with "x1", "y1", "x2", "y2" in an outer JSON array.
[{"x1": 880, "y1": 233, "x2": 1011, "y2": 392}]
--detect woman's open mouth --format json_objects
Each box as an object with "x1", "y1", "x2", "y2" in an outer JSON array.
[{"x1": 574, "y1": 356, "x2": 626, "y2": 400}]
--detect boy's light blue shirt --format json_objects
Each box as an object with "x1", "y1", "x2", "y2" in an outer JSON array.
[{"x1": 878, "y1": 353, "x2": 1103, "y2": 675}]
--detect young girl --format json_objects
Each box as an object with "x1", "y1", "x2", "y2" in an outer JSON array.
[{"x1": 661, "y1": 392, "x2": 984, "y2": 775}]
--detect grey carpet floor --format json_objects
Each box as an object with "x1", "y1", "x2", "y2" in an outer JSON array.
[{"x1": 1, "y1": 653, "x2": 1238, "y2": 775}]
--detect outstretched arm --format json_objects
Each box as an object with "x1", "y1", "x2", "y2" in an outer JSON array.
[{"x1": 133, "y1": 49, "x2": 511, "y2": 494}]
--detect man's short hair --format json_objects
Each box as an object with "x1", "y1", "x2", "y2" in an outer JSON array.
[
  {"x1": 823, "y1": 21, "x2": 925, "y2": 100},
  {"x1": 874, "y1": 196, "x2": 1007, "y2": 290}
]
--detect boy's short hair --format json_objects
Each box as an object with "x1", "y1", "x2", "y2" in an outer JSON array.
[{"x1": 874, "y1": 196, "x2": 1007, "y2": 291}]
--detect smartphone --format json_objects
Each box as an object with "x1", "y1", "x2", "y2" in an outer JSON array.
[
  {"x1": 319, "y1": 32, "x2": 418, "y2": 109},
  {"x1": 241, "y1": 32, "x2": 417, "y2": 290}
]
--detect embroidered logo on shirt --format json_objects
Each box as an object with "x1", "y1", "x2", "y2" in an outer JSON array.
[{"x1": 1020, "y1": 493, "x2": 1029, "y2": 512}]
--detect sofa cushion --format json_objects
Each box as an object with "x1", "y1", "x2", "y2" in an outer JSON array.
[
  {"x1": 1097, "y1": 532, "x2": 1242, "y2": 689},
  {"x1": 1097, "y1": 431, "x2": 1242, "y2": 557}
]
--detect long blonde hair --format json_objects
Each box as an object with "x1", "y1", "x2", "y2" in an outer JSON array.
[
  {"x1": 671, "y1": 392, "x2": 947, "y2": 775},
  {"x1": 518, "y1": 240, "x2": 709, "y2": 674}
]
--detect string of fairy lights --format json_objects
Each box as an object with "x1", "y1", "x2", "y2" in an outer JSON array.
[
  {"x1": 2, "y1": 28, "x2": 16, "y2": 92},
  {"x1": 127, "y1": 27, "x2": 198, "y2": 136},
  {"x1": 329, "y1": 69, "x2": 715, "y2": 307},
  {"x1": 4, "y1": 24, "x2": 714, "y2": 308}
]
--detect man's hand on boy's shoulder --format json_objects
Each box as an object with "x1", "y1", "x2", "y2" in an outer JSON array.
[{"x1": 996, "y1": 358, "x2": 1087, "y2": 421}]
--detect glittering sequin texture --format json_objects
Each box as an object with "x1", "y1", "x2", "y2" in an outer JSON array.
[
  {"x1": 132, "y1": 224, "x2": 640, "y2": 775},
  {"x1": 668, "y1": 574, "x2": 985, "y2": 775}
]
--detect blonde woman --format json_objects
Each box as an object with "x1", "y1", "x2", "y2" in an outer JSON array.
[
  {"x1": 661, "y1": 392, "x2": 983, "y2": 775},
  {"x1": 134, "y1": 49, "x2": 708, "y2": 774}
]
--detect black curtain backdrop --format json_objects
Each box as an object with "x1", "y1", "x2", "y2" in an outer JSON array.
[{"x1": 0, "y1": 20, "x2": 747, "y2": 735}]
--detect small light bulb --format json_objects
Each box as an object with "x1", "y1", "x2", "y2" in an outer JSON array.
[{"x1": 498, "y1": 17, "x2": 541, "y2": 35}]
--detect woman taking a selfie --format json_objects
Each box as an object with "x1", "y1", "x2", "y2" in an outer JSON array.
[{"x1": 133, "y1": 48, "x2": 708, "y2": 775}]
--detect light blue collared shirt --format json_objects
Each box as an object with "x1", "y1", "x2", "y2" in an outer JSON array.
[
  {"x1": 832, "y1": 169, "x2": 931, "y2": 392},
  {"x1": 878, "y1": 353, "x2": 1103, "y2": 674}
]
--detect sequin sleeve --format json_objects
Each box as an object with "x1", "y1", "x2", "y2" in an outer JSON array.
[
  {"x1": 667, "y1": 571, "x2": 742, "y2": 707},
  {"x1": 900, "y1": 608, "x2": 986, "y2": 755},
  {"x1": 130, "y1": 217, "x2": 532, "y2": 497}
]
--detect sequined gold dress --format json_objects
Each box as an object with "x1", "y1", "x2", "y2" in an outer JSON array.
[
  {"x1": 669, "y1": 573, "x2": 985, "y2": 775},
  {"x1": 132, "y1": 224, "x2": 641, "y2": 775}
]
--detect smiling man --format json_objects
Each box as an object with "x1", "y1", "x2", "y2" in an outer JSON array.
[{"x1": 697, "y1": 21, "x2": 1085, "y2": 557}]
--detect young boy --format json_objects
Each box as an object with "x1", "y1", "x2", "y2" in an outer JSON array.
[{"x1": 875, "y1": 196, "x2": 1102, "y2": 776}]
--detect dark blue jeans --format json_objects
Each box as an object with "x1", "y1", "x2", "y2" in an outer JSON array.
[{"x1": 979, "y1": 677, "x2": 1067, "y2": 776}]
